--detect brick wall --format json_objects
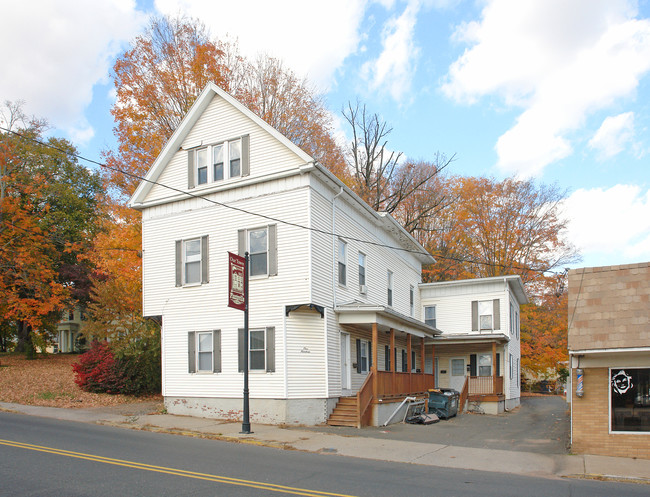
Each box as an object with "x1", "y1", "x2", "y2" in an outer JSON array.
[
  {"x1": 571, "y1": 368, "x2": 650, "y2": 459},
  {"x1": 568, "y1": 262, "x2": 650, "y2": 351}
]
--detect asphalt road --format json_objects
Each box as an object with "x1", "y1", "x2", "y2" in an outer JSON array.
[{"x1": 0, "y1": 411, "x2": 644, "y2": 497}]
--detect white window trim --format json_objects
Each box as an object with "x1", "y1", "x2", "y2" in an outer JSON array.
[
  {"x1": 409, "y1": 285, "x2": 414, "y2": 317},
  {"x1": 478, "y1": 353, "x2": 492, "y2": 377},
  {"x1": 424, "y1": 305, "x2": 436, "y2": 328},
  {"x1": 195, "y1": 137, "x2": 242, "y2": 186},
  {"x1": 338, "y1": 239, "x2": 347, "y2": 287},
  {"x1": 358, "y1": 252, "x2": 366, "y2": 295},
  {"x1": 196, "y1": 331, "x2": 213, "y2": 373},
  {"x1": 359, "y1": 339, "x2": 370, "y2": 373},
  {"x1": 183, "y1": 238, "x2": 202, "y2": 286},
  {"x1": 249, "y1": 328, "x2": 266, "y2": 372},
  {"x1": 387, "y1": 270, "x2": 393, "y2": 307},
  {"x1": 248, "y1": 227, "x2": 269, "y2": 279},
  {"x1": 479, "y1": 300, "x2": 493, "y2": 331}
]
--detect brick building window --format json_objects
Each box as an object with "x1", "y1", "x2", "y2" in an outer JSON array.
[{"x1": 610, "y1": 368, "x2": 650, "y2": 433}]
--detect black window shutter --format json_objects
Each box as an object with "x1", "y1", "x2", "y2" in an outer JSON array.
[
  {"x1": 496, "y1": 353, "x2": 501, "y2": 376},
  {"x1": 213, "y1": 330, "x2": 221, "y2": 373},
  {"x1": 469, "y1": 354, "x2": 477, "y2": 376},
  {"x1": 188, "y1": 150, "x2": 195, "y2": 189},
  {"x1": 238, "y1": 328, "x2": 245, "y2": 372},
  {"x1": 266, "y1": 327, "x2": 275, "y2": 372},
  {"x1": 394, "y1": 348, "x2": 397, "y2": 373},
  {"x1": 493, "y1": 299, "x2": 500, "y2": 330},
  {"x1": 175, "y1": 240, "x2": 183, "y2": 287},
  {"x1": 369, "y1": 341, "x2": 373, "y2": 369},
  {"x1": 356, "y1": 339, "x2": 361, "y2": 374},
  {"x1": 238, "y1": 229, "x2": 246, "y2": 257},
  {"x1": 268, "y1": 224, "x2": 278, "y2": 276},
  {"x1": 188, "y1": 331, "x2": 196, "y2": 373},
  {"x1": 384, "y1": 345, "x2": 389, "y2": 371},
  {"x1": 471, "y1": 301, "x2": 478, "y2": 331},
  {"x1": 401, "y1": 350, "x2": 407, "y2": 372},
  {"x1": 201, "y1": 235, "x2": 209, "y2": 284},
  {"x1": 241, "y1": 134, "x2": 250, "y2": 176}
]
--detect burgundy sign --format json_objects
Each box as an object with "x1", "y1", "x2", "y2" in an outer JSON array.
[{"x1": 228, "y1": 252, "x2": 246, "y2": 311}]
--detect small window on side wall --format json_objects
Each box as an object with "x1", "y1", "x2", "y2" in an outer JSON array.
[
  {"x1": 176, "y1": 236, "x2": 209, "y2": 287},
  {"x1": 338, "y1": 239, "x2": 347, "y2": 286}
]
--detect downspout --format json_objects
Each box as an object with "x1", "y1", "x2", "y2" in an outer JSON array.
[{"x1": 332, "y1": 187, "x2": 344, "y2": 309}]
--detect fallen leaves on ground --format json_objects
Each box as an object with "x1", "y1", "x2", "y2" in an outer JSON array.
[{"x1": 0, "y1": 353, "x2": 161, "y2": 408}]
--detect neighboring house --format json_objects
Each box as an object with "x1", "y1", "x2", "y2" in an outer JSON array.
[
  {"x1": 52, "y1": 306, "x2": 85, "y2": 353},
  {"x1": 568, "y1": 262, "x2": 650, "y2": 459},
  {"x1": 128, "y1": 83, "x2": 527, "y2": 427},
  {"x1": 422, "y1": 276, "x2": 527, "y2": 414}
]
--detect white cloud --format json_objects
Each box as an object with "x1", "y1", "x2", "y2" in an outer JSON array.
[
  {"x1": 589, "y1": 112, "x2": 636, "y2": 159},
  {"x1": 442, "y1": 0, "x2": 650, "y2": 177},
  {"x1": 361, "y1": 0, "x2": 421, "y2": 101},
  {"x1": 0, "y1": 0, "x2": 146, "y2": 142},
  {"x1": 564, "y1": 184, "x2": 650, "y2": 263},
  {"x1": 154, "y1": 0, "x2": 368, "y2": 91}
]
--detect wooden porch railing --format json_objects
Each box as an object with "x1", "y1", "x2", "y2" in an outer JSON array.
[
  {"x1": 458, "y1": 376, "x2": 469, "y2": 413},
  {"x1": 356, "y1": 371, "x2": 374, "y2": 428},
  {"x1": 375, "y1": 371, "x2": 436, "y2": 397},
  {"x1": 468, "y1": 376, "x2": 504, "y2": 395}
]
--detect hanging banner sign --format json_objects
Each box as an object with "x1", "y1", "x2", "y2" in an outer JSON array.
[{"x1": 228, "y1": 252, "x2": 246, "y2": 311}]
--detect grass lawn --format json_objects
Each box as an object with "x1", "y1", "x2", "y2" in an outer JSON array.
[{"x1": 0, "y1": 353, "x2": 161, "y2": 409}]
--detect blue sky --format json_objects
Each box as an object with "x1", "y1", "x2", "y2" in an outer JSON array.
[{"x1": 2, "y1": 0, "x2": 650, "y2": 270}]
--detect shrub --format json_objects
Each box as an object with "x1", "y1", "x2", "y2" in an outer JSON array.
[
  {"x1": 73, "y1": 335, "x2": 161, "y2": 396},
  {"x1": 72, "y1": 341, "x2": 124, "y2": 393}
]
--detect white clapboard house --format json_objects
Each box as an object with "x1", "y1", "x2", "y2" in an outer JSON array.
[
  {"x1": 129, "y1": 82, "x2": 526, "y2": 426},
  {"x1": 420, "y1": 276, "x2": 528, "y2": 414}
]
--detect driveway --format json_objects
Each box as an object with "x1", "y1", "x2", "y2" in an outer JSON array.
[{"x1": 304, "y1": 395, "x2": 570, "y2": 455}]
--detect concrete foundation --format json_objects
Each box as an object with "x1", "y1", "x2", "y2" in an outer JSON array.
[{"x1": 165, "y1": 397, "x2": 333, "y2": 426}]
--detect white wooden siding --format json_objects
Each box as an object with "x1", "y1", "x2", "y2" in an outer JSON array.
[
  {"x1": 285, "y1": 310, "x2": 327, "y2": 398},
  {"x1": 144, "y1": 94, "x2": 307, "y2": 203}
]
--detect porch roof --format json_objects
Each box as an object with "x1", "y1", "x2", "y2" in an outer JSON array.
[
  {"x1": 427, "y1": 332, "x2": 510, "y2": 346},
  {"x1": 335, "y1": 302, "x2": 441, "y2": 338}
]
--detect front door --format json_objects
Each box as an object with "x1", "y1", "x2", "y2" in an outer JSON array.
[
  {"x1": 449, "y1": 357, "x2": 466, "y2": 392},
  {"x1": 340, "y1": 333, "x2": 350, "y2": 390}
]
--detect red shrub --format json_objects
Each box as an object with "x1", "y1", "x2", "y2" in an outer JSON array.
[{"x1": 72, "y1": 341, "x2": 125, "y2": 394}]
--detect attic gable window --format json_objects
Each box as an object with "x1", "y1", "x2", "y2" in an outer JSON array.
[{"x1": 188, "y1": 135, "x2": 249, "y2": 189}]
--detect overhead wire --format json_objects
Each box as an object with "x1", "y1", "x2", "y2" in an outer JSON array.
[{"x1": 0, "y1": 125, "x2": 564, "y2": 276}]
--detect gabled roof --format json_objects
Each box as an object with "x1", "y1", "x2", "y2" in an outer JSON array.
[
  {"x1": 128, "y1": 82, "x2": 314, "y2": 207},
  {"x1": 420, "y1": 275, "x2": 528, "y2": 304}
]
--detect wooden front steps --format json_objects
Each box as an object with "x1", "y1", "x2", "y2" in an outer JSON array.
[{"x1": 327, "y1": 396, "x2": 359, "y2": 427}]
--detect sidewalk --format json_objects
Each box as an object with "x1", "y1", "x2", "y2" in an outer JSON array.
[{"x1": 1, "y1": 401, "x2": 649, "y2": 483}]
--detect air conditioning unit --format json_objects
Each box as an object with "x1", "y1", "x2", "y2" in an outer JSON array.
[{"x1": 359, "y1": 284, "x2": 367, "y2": 294}]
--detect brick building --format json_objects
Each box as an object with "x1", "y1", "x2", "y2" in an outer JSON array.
[{"x1": 568, "y1": 262, "x2": 650, "y2": 459}]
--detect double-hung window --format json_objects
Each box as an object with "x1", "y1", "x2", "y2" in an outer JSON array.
[
  {"x1": 249, "y1": 329, "x2": 266, "y2": 370},
  {"x1": 249, "y1": 228, "x2": 268, "y2": 277},
  {"x1": 188, "y1": 330, "x2": 221, "y2": 373},
  {"x1": 338, "y1": 239, "x2": 347, "y2": 286},
  {"x1": 238, "y1": 327, "x2": 276, "y2": 372},
  {"x1": 424, "y1": 306, "x2": 436, "y2": 328},
  {"x1": 189, "y1": 135, "x2": 249, "y2": 188},
  {"x1": 358, "y1": 252, "x2": 366, "y2": 294},
  {"x1": 472, "y1": 299, "x2": 500, "y2": 331},
  {"x1": 238, "y1": 225, "x2": 277, "y2": 278},
  {"x1": 478, "y1": 353, "x2": 492, "y2": 376},
  {"x1": 176, "y1": 236, "x2": 209, "y2": 287},
  {"x1": 410, "y1": 285, "x2": 414, "y2": 316},
  {"x1": 387, "y1": 270, "x2": 393, "y2": 306},
  {"x1": 356, "y1": 339, "x2": 371, "y2": 373}
]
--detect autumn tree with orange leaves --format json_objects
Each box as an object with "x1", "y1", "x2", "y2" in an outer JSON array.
[
  {"x1": 420, "y1": 175, "x2": 579, "y2": 284},
  {"x1": 0, "y1": 103, "x2": 104, "y2": 355}
]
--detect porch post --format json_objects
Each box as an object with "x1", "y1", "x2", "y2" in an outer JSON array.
[
  {"x1": 372, "y1": 322, "x2": 378, "y2": 400},
  {"x1": 390, "y1": 328, "x2": 395, "y2": 392},
  {"x1": 492, "y1": 341, "x2": 497, "y2": 394}
]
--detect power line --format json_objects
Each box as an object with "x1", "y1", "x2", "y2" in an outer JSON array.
[{"x1": 1, "y1": 125, "x2": 563, "y2": 276}]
